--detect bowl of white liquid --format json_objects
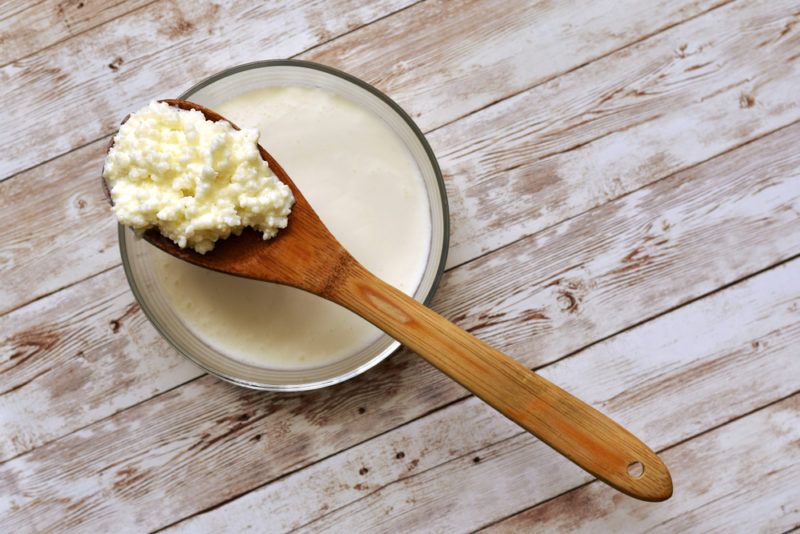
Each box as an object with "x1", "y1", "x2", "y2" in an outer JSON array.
[{"x1": 120, "y1": 60, "x2": 449, "y2": 390}]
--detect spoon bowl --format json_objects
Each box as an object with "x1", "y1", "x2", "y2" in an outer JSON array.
[{"x1": 103, "y1": 99, "x2": 673, "y2": 502}]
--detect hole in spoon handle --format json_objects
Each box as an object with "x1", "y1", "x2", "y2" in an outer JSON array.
[{"x1": 627, "y1": 461, "x2": 645, "y2": 478}]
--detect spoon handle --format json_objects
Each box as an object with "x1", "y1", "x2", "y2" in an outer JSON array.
[{"x1": 327, "y1": 259, "x2": 672, "y2": 502}]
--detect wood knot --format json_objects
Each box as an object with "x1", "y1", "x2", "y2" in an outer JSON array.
[
  {"x1": 8, "y1": 329, "x2": 60, "y2": 365},
  {"x1": 739, "y1": 93, "x2": 756, "y2": 108},
  {"x1": 557, "y1": 291, "x2": 579, "y2": 313},
  {"x1": 109, "y1": 303, "x2": 139, "y2": 333}
]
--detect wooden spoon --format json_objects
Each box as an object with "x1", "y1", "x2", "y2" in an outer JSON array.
[{"x1": 104, "y1": 99, "x2": 673, "y2": 502}]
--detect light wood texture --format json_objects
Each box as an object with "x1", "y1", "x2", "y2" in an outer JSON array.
[
  {"x1": 5, "y1": 84, "x2": 796, "y2": 465},
  {"x1": 4, "y1": 246, "x2": 799, "y2": 532},
  {"x1": 2, "y1": 113, "x2": 798, "y2": 531},
  {"x1": 0, "y1": 267, "x2": 200, "y2": 460},
  {"x1": 436, "y1": 0, "x2": 800, "y2": 266},
  {"x1": 128, "y1": 100, "x2": 671, "y2": 501},
  {"x1": 484, "y1": 394, "x2": 800, "y2": 534},
  {"x1": 0, "y1": 0, "x2": 417, "y2": 179},
  {"x1": 0, "y1": 0, "x2": 722, "y2": 180},
  {"x1": 2, "y1": 0, "x2": 799, "y2": 530},
  {"x1": 293, "y1": 261, "x2": 800, "y2": 533},
  {"x1": 3, "y1": 0, "x2": 798, "y2": 315},
  {"x1": 0, "y1": 0, "x2": 153, "y2": 66},
  {"x1": 171, "y1": 257, "x2": 800, "y2": 533},
  {"x1": 0, "y1": 141, "x2": 119, "y2": 315}
]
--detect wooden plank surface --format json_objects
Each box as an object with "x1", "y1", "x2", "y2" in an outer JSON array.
[
  {"x1": 3, "y1": 108, "x2": 798, "y2": 463},
  {"x1": 483, "y1": 394, "x2": 800, "y2": 534},
  {"x1": 436, "y1": 0, "x2": 800, "y2": 266},
  {"x1": 0, "y1": 267, "x2": 199, "y2": 461},
  {"x1": 1, "y1": 112, "x2": 798, "y2": 530},
  {"x1": 4, "y1": 0, "x2": 797, "y2": 317},
  {"x1": 1, "y1": 0, "x2": 798, "y2": 531},
  {"x1": 0, "y1": 0, "x2": 153, "y2": 66},
  {"x1": 170, "y1": 259, "x2": 800, "y2": 533},
  {"x1": 0, "y1": 142, "x2": 120, "y2": 315},
  {"x1": 0, "y1": 0, "x2": 723, "y2": 180},
  {"x1": 0, "y1": 0, "x2": 418, "y2": 179}
]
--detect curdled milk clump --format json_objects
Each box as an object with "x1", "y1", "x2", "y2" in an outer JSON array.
[{"x1": 103, "y1": 101, "x2": 294, "y2": 253}]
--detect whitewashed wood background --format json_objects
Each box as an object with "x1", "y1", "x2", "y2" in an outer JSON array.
[{"x1": 1, "y1": 0, "x2": 799, "y2": 532}]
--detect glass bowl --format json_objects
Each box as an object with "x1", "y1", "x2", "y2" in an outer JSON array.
[{"x1": 119, "y1": 60, "x2": 449, "y2": 391}]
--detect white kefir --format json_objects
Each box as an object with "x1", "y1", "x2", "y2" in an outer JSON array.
[{"x1": 150, "y1": 86, "x2": 431, "y2": 369}]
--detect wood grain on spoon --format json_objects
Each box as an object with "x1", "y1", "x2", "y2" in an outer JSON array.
[{"x1": 103, "y1": 99, "x2": 673, "y2": 502}]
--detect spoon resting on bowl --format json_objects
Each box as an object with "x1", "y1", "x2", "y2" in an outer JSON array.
[{"x1": 103, "y1": 99, "x2": 672, "y2": 502}]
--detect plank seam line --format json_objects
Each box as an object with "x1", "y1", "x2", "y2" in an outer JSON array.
[
  {"x1": 0, "y1": 0, "x2": 426, "y2": 184},
  {"x1": 652, "y1": 487, "x2": 746, "y2": 531},
  {"x1": 292, "y1": 0, "x2": 427, "y2": 59},
  {"x1": 0, "y1": 373, "x2": 202, "y2": 468},
  {"x1": 0, "y1": 132, "x2": 114, "y2": 187},
  {"x1": 444, "y1": 116, "x2": 800, "y2": 273},
  {"x1": 0, "y1": 0, "x2": 46, "y2": 24},
  {"x1": 534, "y1": 112, "x2": 665, "y2": 163},
  {"x1": 473, "y1": 388, "x2": 800, "y2": 534},
  {"x1": 158, "y1": 252, "x2": 800, "y2": 531},
  {"x1": 1, "y1": 262, "x2": 120, "y2": 319},
  {"x1": 0, "y1": 0, "x2": 160, "y2": 70},
  {"x1": 0, "y1": 0, "x2": 733, "y2": 185},
  {"x1": 539, "y1": 250, "x2": 800, "y2": 374},
  {"x1": 0, "y1": 0, "x2": 426, "y2": 71},
  {"x1": 423, "y1": 0, "x2": 737, "y2": 138},
  {"x1": 0, "y1": 367, "x2": 52, "y2": 397},
  {"x1": 286, "y1": 436, "x2": 527, "y2": 534},
  {"x1": 151, "y1": 394, "x2": 471, "y2": 532}
]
